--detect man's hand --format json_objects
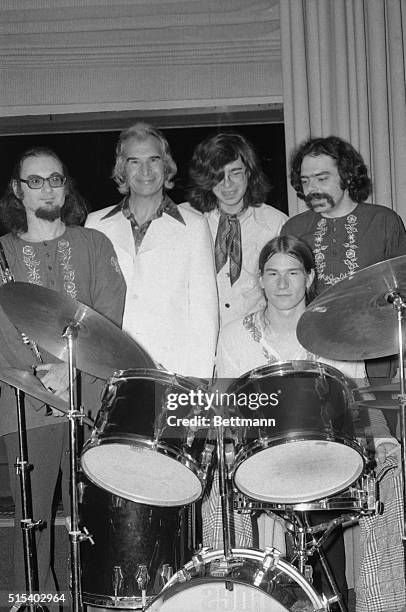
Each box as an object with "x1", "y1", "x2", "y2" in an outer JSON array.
[{"x1": 36, "y1": 362, "x2": 69, "y2": 412}]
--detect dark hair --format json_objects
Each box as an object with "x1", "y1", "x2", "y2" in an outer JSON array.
[
  {"x1": 0, "y1": 147, "x2": 88, "y2": 235},
  {"x1": 112, "y1": 122, "x2": 177, "y2": 194},
  {"x1": 259, "y1": 235, "x2": 317, "y2": 303},
  {"x1": 188, "y1": 132, "x2": 271, "y2": 212},
  {"x1": 290, "y1": 136, "x2": 372, "y2": 203}
]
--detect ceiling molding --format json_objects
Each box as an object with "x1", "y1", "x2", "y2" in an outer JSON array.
[{"x1": 0, "y1": 104, "x2": 283, "y2": 135}]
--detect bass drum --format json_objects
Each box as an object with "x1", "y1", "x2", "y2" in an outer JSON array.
[
  {"x1": 145, "y1": 548, "x2": 326, "y2": 611},
  {"x1": 79, "y1": 480, "x2": 186, "y2": 609}
]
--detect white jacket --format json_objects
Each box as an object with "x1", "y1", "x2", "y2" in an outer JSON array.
[{"x1": 86, "y1": 201, "x2": 219, "y2": 378}]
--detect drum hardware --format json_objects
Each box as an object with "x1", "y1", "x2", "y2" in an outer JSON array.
[
  {"x1": 233, "y1": 473, "x2": 378, "y2": 515},
  {"x1": 11, "y1": 388, "x2": 46, "y2": 612},
  {"x1": 0, "y1": 281, "x2": 155, "y2": 380},
  {"x1": 81, "y1": 369, "x2": 213, "y2": 507},
  {"x1": 79, "y1": 479, "x2": 183, "y2": 609},
  {"x1": 228, "y1": 361, "x2": 364, "y2": 505},
  {"x1": 284, "y1": 512, "x2": 353, "y2": 612},
  {"x1": 0, "y1": 283, "x2": 160, "y2": 610},
  {"x1": 112, "y1": 565, "x2": 124, "y2": 603},
  {"x1": 144, "y1": 547, "x2": 327, "y2": 611},
  {"x1": 297, "y1": 255, "x2": 406, "y2": 553},
  {"x1": 63, "y1": 321, "x2": 91, "y2": 611}
]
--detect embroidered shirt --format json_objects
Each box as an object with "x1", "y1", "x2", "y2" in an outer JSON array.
[
  {"x1": 101, "y1": 194, "x2": 185, "y2": 254},
  {"x1": 281, "y1": 202, "x2": 406, "y2": 292},
  {"x1": 0, "y1": 226, "x2": 125, "y2": 326}
]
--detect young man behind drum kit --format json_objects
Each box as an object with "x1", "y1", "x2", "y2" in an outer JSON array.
[{"x1": 213, "y1": 236, "x2": 402, "y2": 610}]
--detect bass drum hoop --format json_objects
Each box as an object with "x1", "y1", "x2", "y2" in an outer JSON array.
[{"x1": 145, "y1": 548, "x2": 325, "y2": 611}]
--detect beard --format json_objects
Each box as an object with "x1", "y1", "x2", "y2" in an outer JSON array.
[
  {"x1": 35, "y1": 205, "x2": 62, "y2": 222},
  {"x1": 304, "y1": 192, "x2": 336, "y2": 211}
]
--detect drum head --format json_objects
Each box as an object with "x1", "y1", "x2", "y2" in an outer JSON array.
[
  {"x1": 81, "y1": 443, "x2": 202, "y2": 506},
  {"x1": 147, "y1": 581, "x2": 280, "y2": 611},
  {"x1": 229, "y1": 360, "x2": 364, "y2": 503},
  {"x1": 234, "y1": 439, "x2": 364, "y2": 503}
]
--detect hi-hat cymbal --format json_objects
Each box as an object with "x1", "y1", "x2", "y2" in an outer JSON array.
[
  {"x1": 0, "y1": 366, "x2": 92, "y2": 425},
  {"x1": 356, "y1": 383, "x2": 400, "y2": 393},
  {"x1": 297, "y1": 255, "x2": 406, "y2": 361},
  {"x1": 0, "y1": 282, "x2": 155, "y2": 380},
  {"x1": 355, "y1": 399, "x2": 400, "y2": 411}
]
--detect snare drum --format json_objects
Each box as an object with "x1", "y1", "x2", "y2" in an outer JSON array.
[
  {"x1": 79, "y1": 480, "x2": 184, "y2": 609},
  {"x1": 81, "y1": 369, "x2": 212, "y2": 506},
  {"x1": 145, "y1": 548, "x2": 326, "y2": 611},
  {"x1": 229, "y1": 361, "x2": 365, "y2": 503}
]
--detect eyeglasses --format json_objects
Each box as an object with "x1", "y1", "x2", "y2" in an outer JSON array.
[
  {"x1": 219, "y1": 168, "x2": 246, "y2": 184},
  {"x1": 19, "y1": 174, "x2": 67, "y2": 190}
]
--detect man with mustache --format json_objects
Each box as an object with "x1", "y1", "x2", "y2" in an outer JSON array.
[
  {"x1": 281, "y1": 136, "x2": 406, "y2": 291},
  {"x1": 281, "y1": 136, "x2": 406, "y2": 610}
]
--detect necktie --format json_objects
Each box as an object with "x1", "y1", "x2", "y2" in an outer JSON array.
[{"x1": 214, "y1": 213, "x2": 242, "y2": 285}]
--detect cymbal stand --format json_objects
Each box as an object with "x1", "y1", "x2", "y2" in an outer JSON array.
[
  {"x1": 288, "y1": 512, "x2": 351, "y2": 612},
  {"x1": 12, "y1": 388, "x2": 45, "y2": 612},
  {"x1": 386, "y1": 291, "x2": 406, "y2": 547},
  {"x1": 216, "y1": 421, "x2": 232, "y2": 561},
  {"x1": 62, "y1": 322, "x2": 89, "y2": 612}
]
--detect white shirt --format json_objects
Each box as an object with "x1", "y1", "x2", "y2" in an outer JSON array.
[{"x1": 205, "y1": 204, "x2": 288, "y2": 326}]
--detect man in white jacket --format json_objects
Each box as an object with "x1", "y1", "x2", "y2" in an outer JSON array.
[{"x1": 86, "y1": 122, "x2": 218, "y2": 378}]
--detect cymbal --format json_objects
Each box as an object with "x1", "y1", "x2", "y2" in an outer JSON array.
[
  {"x1": 355, "y1": 399, "x2": 400, "y2": 411},
  {"x1": 0, "y1": 282, "x2": 155, "y2": 380},
  {"x1": 356, "y1": 383, "x2": 399, "y2": 393},
  {"x1": 0, "y1": 366, "x2": 93, "y2": 425},
  {"x1": 297, "y1": 255, "x2": 406, "y2": 361}
]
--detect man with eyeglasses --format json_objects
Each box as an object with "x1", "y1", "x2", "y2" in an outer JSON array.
[
  {"x1": 86, "y1": 122, "x2": 218, "y2": 378},
  {"x1": 188, "y1": 133, "x2": 288, "y2": 328},
  {"x1": 0, "y1": 146, "x2": 126, "y2": 599}
]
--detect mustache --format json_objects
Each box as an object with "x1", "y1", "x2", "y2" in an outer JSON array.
[{"x1": 304, "y1": 192, "x2": 335, "y2": 208}]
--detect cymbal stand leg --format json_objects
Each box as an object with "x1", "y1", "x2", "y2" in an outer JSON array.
[
  {"x1": 14, "y1": 388, "x2": 45, "y2": 611},
  {"x1": 62, "y1": 323, "x2": 85, "y2": 612},
  {"x1": 303, "y1": 514, "x2": 348, "y2": 612}
]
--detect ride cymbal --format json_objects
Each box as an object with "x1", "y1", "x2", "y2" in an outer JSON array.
[{"x1": 0, "y1": 282, "x2": 155, "y2": 380}]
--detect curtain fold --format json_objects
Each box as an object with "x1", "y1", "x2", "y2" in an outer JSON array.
[{"x1": 281, "y1": 0, "x2": 406, "y2": 220}]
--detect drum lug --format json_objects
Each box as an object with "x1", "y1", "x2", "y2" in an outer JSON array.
[
  {"x1": 112, "y1": 565, "x2": 124, "y2": 599},
  {"x1": 160, "y1": 564, "x2": 173, "y2": 586},
  {"x1": 254, "y1": 547, "x2": 281, "y2": 586},
  {"x1": 135, "y1": 564, "x2": 150, "y2": 591},
  {"x1": 177, "y1": 567, "x2": 192, "y2": 582}
]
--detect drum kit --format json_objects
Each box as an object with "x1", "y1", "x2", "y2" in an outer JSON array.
[{"x1": 0, "y1": 255, "x2": 405, "y2": 612}]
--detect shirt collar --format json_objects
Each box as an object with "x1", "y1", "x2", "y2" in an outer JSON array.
[
  {"x1": 101, "y1": 194, "x2": 185, "y2": 225},
  {"x1": 213, "y1": 206, "x2": 251, "y2": 221}
]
